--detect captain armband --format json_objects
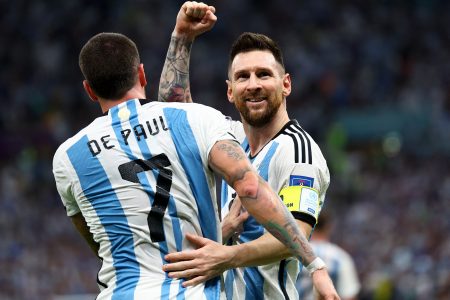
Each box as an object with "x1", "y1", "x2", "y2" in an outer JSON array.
[{"x1": 279, "y1": 185, "x2": 320, "y2": 227}]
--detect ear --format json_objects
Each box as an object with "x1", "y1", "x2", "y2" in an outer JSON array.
[
  {"x1": 226, "y1": 80, "x2": 234, "y2": 103},
  {"x1": 83, "y1": 80, "x2": 99, "y2": 102},
  {"x1": 282, "y1": 73, "x2": 292, "y2": 97},
  {"x1": 138, "y1": 63, "x2": 147, "y2": 87}
]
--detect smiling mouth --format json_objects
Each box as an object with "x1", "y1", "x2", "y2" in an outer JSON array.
[{"x1": 245, "y1": 97, "x2": 267, "y2": 103}]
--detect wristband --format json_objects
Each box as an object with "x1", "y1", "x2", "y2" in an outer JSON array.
[{"x1": 306, "y1": 257, "x2": 326, "y2": 275}]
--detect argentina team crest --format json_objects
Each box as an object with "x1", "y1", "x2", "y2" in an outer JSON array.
[{"x1": 289, "y1": 175, "x2": 314, "y2": 187}]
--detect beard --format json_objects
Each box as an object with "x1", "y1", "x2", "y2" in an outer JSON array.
[{"x1": 235, "y1": 93, "x2": 282, "y2": 127}]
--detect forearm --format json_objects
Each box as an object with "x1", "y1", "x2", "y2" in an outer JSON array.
[
  {"x1": 231, "y1": 220, "x2": 311, "y2": 267},
  {"x1": 209, "y1": 140, "x2": 317, "y2": 266},
  {"x1": 238, "y1": 178, "x2": 317, "y2": 266},
  {"x1": 158, "y1": 34, "x2": 193, "y2": 103}
]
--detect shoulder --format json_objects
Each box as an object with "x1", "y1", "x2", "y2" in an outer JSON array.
[
  {"x1": 272, "y1": 122, "x2": 324, "y2": 166},
  {"x1": 52, "y1": 119, "x2": 99, "y2": 167}
]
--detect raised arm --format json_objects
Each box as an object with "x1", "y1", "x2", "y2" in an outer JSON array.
[{"x1": 158, "y1": 1, "x2": 217, "y2": 103}]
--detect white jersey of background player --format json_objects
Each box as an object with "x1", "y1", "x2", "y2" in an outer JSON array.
[
  {"x1": 53, "y1": 99, "x2": 234, "y2": 299},
  {"x1": 221, "y1": 120, "x2": 330, "y2": 300}
]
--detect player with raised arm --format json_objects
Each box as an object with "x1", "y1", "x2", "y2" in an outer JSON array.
[
  {"x1": 159, "y1": 2, "x2": 339, "y2": 300},
  {"x1": 52, "y1": 29, "x2": 337, "y2": 300}
]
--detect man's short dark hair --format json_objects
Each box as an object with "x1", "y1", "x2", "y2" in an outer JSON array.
[
  {"x1": 228, "y1": 32, "x2": 285, "y2": 74},
  {"x1": 79, "y1": 32, "x2": 140, "y2": 100}
]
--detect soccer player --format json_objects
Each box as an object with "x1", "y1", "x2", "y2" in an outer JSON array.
[
  {"x1": 52, "y1": 32, "x2": 336, "y2": 299},
  {"x1": 159, "y1": 2, "x2": 338, "y2": 300},
  {"x1": 298, "y1": 212, "x2": 361, "y2": 300}
]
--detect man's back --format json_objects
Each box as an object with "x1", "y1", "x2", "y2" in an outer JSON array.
[{"x1": 53, "y1": 99, "x2": 234, "y2": 299}]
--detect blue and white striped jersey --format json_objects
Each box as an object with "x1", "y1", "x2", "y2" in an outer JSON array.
[
  {"x1": 221, "y1": 120, "x2": 330, "y2": 300},
  {"x1": 53, "y1": 99, "x2": 235, "y2": 300}
]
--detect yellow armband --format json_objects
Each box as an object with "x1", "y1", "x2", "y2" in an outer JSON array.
[{"x1": 279, "y1": 186, "x2": 320, "y2": 222}]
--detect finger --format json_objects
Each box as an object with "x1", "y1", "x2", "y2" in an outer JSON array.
[
  {"x1": 239, "y1": 210, "x2": 249, "y2": 222},
  {"x1": 168, "y1": 267, "x2": 201, "y2": 279},
  {"x1": 182, "y1": 275, "x2": 209, "y2": 287},
  {"x1": 163, "y1": 260, "x2": 197, "y2": 272},
  {"x1": 185, "y1": 233, "x2": 210, "y2": 247},
  {"x1": 201, "y1": 10, "x2": 217, "y2": 24},
  {"x1": 165, "y1": 250, "x2": 196, "y2": 262},
  {"x1": 208, "y1": 5, "x2": 216, "y2": 14}
]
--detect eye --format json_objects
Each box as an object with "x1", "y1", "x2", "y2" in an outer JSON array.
[
  {"x1": 235, "y1": 73, "x2": 249, "y2": 81},
  {"x1": 258, "y1": 71, "x2": 271, "y2": 78}
]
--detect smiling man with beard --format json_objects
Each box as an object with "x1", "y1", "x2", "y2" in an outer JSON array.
[{"x1": 159, "y1": 2, "x2": 337, "y2": 300}]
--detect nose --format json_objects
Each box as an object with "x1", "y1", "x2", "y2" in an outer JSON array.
[{"x1": 246, "y1": 73, "x2": 261, "y2": 91}]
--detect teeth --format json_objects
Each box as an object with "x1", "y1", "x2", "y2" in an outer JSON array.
[{"x1": 246, "y1": 97, "x2": 265, "y2": 102}]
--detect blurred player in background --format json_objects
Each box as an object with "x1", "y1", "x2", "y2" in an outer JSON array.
[
  {"x1": 298, "y1": 211, "x2": 360, "y2": 300},
  {"x1": 159, "y1": 2, "x2": 338, "y2": 300},
  {"x1": 52, "y1": 30, "x2": 337, "y2": 299}
]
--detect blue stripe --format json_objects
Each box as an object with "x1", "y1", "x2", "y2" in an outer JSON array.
[
  {"x1": 220, "y1": 179, "x2": 229, "y2": 209},
  {"x1": 123, "y1": 100, "x2": 186, "y2": 299},
  {"x1": 241, "y1": 142, "x2": 279, "y2": 299},
  {"x1": 67, "y1": 135, "x2": 139, "y2": 300},
  {"x1": 225, "y1": 269, "x2": 236, "y2": 300},
  {"x1": 244, "y1": 267, "x2": 264, "y2": 300},
  {"x1": 164, "y1": 107, "x2": 220, "y2": 299}
]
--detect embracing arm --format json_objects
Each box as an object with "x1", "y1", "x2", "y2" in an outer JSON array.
[
  {"x1": 158, "y1": 1, "x2": 216, "y2": 103},
  {"x1": 208, "y1": 140, "x2": 317, "y2": 267},
  {"x1": 227, "y1": 220, "x2": 313, "y2": 267},
  {"x1": 70, "y1": 212, "x2": 99, "y2": 256}
]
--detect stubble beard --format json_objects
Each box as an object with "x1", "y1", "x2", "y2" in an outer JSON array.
[{"x1": 236, "y1": 96, "x2": 282, "y2": 128}]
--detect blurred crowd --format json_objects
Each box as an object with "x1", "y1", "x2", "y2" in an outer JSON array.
[{"x1": 0, "y1": 0, "x2": 448, "y2": 299}]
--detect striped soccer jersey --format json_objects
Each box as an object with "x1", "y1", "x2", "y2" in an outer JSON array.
[
  {"x1": 221, "y1": 120, "x2": 330, "y2": 300},
  {"x1": 297, "y1": 241, "x2": 360, "y2": 299},
  {"x1": 53, "y1": 99, "x2": 236, "y2": 300}
]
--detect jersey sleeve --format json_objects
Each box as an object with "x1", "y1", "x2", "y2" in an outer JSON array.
[
  {"x1": 53, "y1": 146, "x2": 80, "y2": 217},
  {"x1": 274, "y1": 152, "x2": 330, "y2": 227},
  {"x1": 190, "y1": 104, "x2": 239, "y2": 157}
]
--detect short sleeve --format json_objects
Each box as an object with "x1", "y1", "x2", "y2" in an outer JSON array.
[
  {"x1": 189, "y1": 104, "x2": 239, "y2": 157},
  {"x1": 53, "y1": 147, "x2": 80, "y2": 217}
]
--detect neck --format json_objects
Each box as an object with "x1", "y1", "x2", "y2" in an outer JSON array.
[
  {"x1": 99, "y1": 85, "x2": 146, "y2": 114},
  {"x1": 243, "y1": 107, "x2": 290, "y2": 156}
]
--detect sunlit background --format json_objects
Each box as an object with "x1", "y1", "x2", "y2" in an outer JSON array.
[{"x1": 0, "y1": 0, "x2": 449, "y2": 299}]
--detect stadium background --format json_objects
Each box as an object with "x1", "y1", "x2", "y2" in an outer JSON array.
[{"x1": 0, "y1": 0, "x2": 449, "y2": 299}]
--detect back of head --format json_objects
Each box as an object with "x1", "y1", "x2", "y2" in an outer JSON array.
[
  {"x1": 315, "y1": 210, "x2": 332, "y2": 233},
  {"x1": 228, "y1": 32, "x2": 285, "y2": 74},
  {"x1": 79, "y1": 32, "x2": 140, "y2": 100}
]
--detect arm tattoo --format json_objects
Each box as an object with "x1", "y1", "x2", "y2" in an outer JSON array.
[
  {"x1": 216, "y1": 140, "x2": 246, "y2": 161},
  {"x1": 158, "y1": 35, "x2": 193, "y2": 102},
  {"x1": 265, "y1": 213, "x2": 316, "y2": 266},
  {"x1": 210, "y1": 140, "x2": 252, "y2": 187}
]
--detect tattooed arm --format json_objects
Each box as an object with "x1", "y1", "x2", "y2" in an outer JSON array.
[
  {"x1": 158, "y1": 2, "x2": 217, "y2": 103},
  {"x1": 208, "y1": 140, "x2": 317, "y2": 266}
]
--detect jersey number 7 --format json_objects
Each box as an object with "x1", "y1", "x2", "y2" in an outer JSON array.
[{"x1": 118, "y1": 154, "x2": 172, "y2": 243}]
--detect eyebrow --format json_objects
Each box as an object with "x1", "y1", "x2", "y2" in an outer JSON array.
[{"x1": 233, "y1": 67, "x2": 274, "y2": 79}]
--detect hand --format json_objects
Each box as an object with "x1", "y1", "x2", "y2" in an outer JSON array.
[
  {"x1": 163, "y1": 233, "x2": 236, "y2": 287},
  {"x1": 222, "y1": 196, "x2": 249, "y2": 243},
  {"x1": 174, "y1": 1, "x2": 217, "y2": 41},
  {"x1": 311, "y1": 269, "x2": 341, "y2": 300}
]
